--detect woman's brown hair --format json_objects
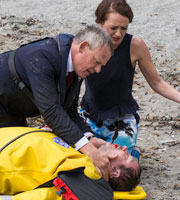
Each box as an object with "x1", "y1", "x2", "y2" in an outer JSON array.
[{"x1": 95, "y1": 0, "x2": 134, "y2": 24}]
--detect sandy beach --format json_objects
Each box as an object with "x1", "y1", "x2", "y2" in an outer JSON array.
[{"x1": 0, "y1": 0, "x2": 180, "y2": 199}]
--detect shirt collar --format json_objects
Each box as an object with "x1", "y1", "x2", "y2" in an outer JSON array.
[{"x1": 67, "y1": 49, "x2": 73, "y2": 75}]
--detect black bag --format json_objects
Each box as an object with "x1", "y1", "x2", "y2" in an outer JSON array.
[{"x1": 53, "y1": 167, "x2": 113, "y2": 200}]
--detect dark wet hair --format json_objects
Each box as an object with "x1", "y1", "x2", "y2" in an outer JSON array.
[
  {"x1": 109, "y1": 165, "x2": 141, "y2": 191},
  {"x1": 95, "y1": 0, "x2": 134, "y2": 24}
]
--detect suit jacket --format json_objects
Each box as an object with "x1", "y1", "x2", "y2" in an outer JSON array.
[{"x1": 0, "y1": 34, "x2": 91, "y2": 145}]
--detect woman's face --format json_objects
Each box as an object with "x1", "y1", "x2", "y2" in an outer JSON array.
[{"x1": 100, "y1": 12, "x2": 129, "y2": 49}]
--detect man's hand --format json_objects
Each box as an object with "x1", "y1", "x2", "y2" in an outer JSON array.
[
  {"x1": 98, "y1": 142, "x2": 115, "y2": 152},
  {"x1": 79, "y1": 142, "x2": 117, "y2": 181},
  {"x1": 89, "y1": 137, "x2": 106, "y2": 148}
]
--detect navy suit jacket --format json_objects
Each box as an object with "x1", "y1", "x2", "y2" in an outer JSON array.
[{"x1": 0, "y1": 34, "x2": 91, "y2": 145}]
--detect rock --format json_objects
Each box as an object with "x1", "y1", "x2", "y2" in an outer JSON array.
[{"x1": 174, "y1": 184, "x2": 180, "y2": 190}]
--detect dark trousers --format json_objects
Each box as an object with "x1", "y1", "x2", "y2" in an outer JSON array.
[
  {"x1": 0, "y1": 85, "x2": 40, "y2": 127},
  {"x1": 0, "y1": 103, "x2": 27, "y2": 127}
]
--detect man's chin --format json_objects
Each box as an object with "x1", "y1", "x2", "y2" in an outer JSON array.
[
  {"x1": 77, "y1": 74, "x2": 86, "y2": 79},
  {"x1": 81, "y1": 72, "x2": 91, "y2": 79}
]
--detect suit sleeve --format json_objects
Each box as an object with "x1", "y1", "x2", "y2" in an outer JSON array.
[
  {"x1": 67, "y1": 80, "x2": 92, "y2": 133},
  {"x1": 25, "y1": 50, "x2": 84, "y2": 145}
]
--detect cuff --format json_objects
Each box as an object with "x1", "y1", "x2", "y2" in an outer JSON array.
[
  {"x1": 74, "y1": 136, "x2": 89, "y2": 150},
  {"x1": 84, "y1": 132, "x2": 94, "y2": 138}
]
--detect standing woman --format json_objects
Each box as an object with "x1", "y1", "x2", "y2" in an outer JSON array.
[{"x1": 80, "y1": 0, "x2": 180, "y2": 155}]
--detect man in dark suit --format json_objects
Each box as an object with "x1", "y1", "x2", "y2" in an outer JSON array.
[{"x1": 0, "y1": 25, "x2": 114, "y2": 180}]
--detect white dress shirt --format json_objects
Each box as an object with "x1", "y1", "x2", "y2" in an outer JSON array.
[{"x1": 67, "y1": 50, "x2": 91, "y2": 150}]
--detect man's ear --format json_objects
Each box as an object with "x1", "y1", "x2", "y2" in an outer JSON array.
[
  {"x1": 79, "y1": 41, "x2": 89, "y2": 53},
  {"x1": 112, "y1": 167, "x2": 121, "y2": 178}
]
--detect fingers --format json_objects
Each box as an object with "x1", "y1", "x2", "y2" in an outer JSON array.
[
  {"x1": 98, "y1": 162, "x2": 111, "y2": 181},
  {"x1": 90, "y1": 137, "x2": 106, "y2": 148},
  {"x1": 105, "y1": 161, "x2": 113, "y2": 180},
  {"x1": 80, "y1": 142, "x2": 113, "y2": 181},
  {"x1": 108, "y1": 153, "x2": 118, "y2": 160},
  {"x1": 96, "y1": 152, "x2": 113, "y2": 181},
  {"x1": 100, "y1": 168, "x2": 109, "y2": 181},
  {"x1": 96, "y1": 167, "x2": 102, "y2": 177}
]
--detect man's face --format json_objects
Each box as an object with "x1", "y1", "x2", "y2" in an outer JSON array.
[
  {"x1": 100, "y1": 143, "x2": 139, "y2": 178},
  {"x1": 111, "y1": 145, "x2": 139, "y2": 175},
  {"x1": 73, "y1": 42, "x2": 111, "y2": 79}
]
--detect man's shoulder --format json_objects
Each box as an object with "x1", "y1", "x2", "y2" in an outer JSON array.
[
  {"x1": 59, "y1": 33, "x2": 74, "y2": 44},
  {"x1": 59, "y1": 33, "x2": 74, "y2": 38}
]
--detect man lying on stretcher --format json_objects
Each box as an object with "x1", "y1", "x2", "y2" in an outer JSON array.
[{"x1": 0, "y1": 127, "x2": 141, "y2": 200}]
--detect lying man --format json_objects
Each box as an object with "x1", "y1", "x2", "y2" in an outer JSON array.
[{"x1": 0, "y1": 127, "x2": 141, "y2": 200}]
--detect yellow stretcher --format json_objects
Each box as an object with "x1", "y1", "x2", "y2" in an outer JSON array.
[
  {"x1": 0, "y1": 187, "x2": 146, "y2": 200},
  {"x1": 0, "y1": 186, "x2": 146, "y2": 200},
  {"x1": 113, "y1": 186, "x2": 146, "y2": 200}
]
